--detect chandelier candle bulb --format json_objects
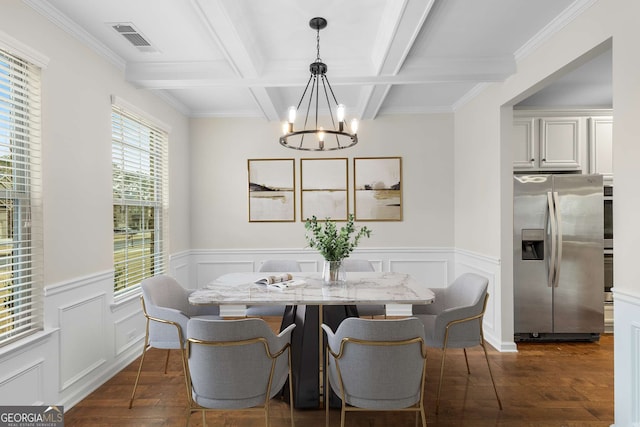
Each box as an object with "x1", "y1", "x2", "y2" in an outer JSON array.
[
  {"x1": 351, "y1": 118, "x2": 358, "y2": 134},
  {"x1": 337, "y1": 104, "x2": 345, "y2": 122},
  {"x1": 318, "y1": 127, "x2": 325, "y2": 150},
  {"x1": 288, "y1": 106, "x2": 297, "y2": 125}
]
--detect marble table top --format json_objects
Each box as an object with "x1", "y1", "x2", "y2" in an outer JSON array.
[{"x1": 189, "y1": 271, "x2": 435, "y2": 306}]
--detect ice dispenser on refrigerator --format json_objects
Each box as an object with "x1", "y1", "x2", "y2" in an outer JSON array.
[{"x1": 521, "y1": 229, "x2": 544, "y2": 260}]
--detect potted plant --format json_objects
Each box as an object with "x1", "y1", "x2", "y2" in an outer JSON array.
[{"x1": 304, "y1": 214, "x2": 372, "y2": 283}]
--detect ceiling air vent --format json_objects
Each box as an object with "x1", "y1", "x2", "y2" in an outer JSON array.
[{"x1": 111, "y1": 23, "x2": 157, "y2": 53}]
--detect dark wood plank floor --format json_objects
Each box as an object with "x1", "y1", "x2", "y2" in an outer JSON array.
[{"x1": 64, "y1": 317, "x2": 614, "y2": 426}]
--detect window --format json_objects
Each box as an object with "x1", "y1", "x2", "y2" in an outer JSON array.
[
  {"x1": 111, "y1": 99, "x2": 168, "y2": 297},
  {"x1": 0, "y1": 48, "x2": 43, "y2": 345}
]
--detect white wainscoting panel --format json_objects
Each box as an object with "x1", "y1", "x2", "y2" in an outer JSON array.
[
  {"x1": 169, "y1": 250, "x2": 191, "y2": 287},
  {"x1": 389, "y1": 258, "x2": 450, "y2": 286},
  {"x1": 633, "y1": 322, "x2": 640, "y2": 427},
  {"x1": 612, "y1": 288, "x2": 640, "y2": 427},
  {"x1": 114, "y1": 307, "x2": 145, "y2": 357},
  {"x1": 59, "y1": 294, "x2": 107, "y2": 391},
  {"x1": 0, "y1": 358, "x2": 45, "y2": 405}
]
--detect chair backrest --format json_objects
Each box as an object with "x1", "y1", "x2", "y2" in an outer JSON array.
[
  {"x1": 141, "y1": 275, "x2": 193, "y2": 348},
  {"x1": 443, "y1": 273, "x2": 488, "y2": 311},
  {"x1": 142, "y1": 275, "x2": 191, "y2": 313},
  {"x1": 342, "y1": 259, "x2": 375, "y2": 272},
  {"x1": 258, "y1": 259, "x2": 301, "y2": 272},
  {"x1": 186, "y1": 318, "x2": 295, "y2": 409},
  {"x1": 322, "y1": 317, "x2": 426, "y2": 410},
  {"x1": 435, "y1": 273, "x2": 489, "y2": 348}
]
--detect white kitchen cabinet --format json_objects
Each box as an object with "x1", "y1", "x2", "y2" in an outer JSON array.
[
  {"x1": 513, "y1": 115, "x2": 585, "y2": 171},
  {"x1": 589, "y1": 116, "x2": 613, "y2": 181},
  {"x1": 513, "y1": 118, "x2": 536, "y2": 170},
  {"x1": 539, "y1": 117, "x2": 584, "y2": 170}
]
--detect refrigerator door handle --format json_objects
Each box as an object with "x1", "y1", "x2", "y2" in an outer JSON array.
[
  {"x1": 553, "y1": 191, "x2": 563, "y2": 288},
  {"x1": 547, "y1": 191, "x2": 557, "y2": 287}
]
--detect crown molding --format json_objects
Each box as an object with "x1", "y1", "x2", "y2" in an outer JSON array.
[
  {"x1": 23, "y1": 0, "x2": 126, "y2": 71},
  {"x1": 514, "y1": 0, "x2": 600, "y2": 61},
  {"x1": 451, "y1": 82, "x2": 490, "y2": 112}
]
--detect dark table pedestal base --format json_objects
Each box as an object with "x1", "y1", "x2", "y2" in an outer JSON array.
[{"x1": 280, "y1": 304, "x2": 358, "y2": 409}]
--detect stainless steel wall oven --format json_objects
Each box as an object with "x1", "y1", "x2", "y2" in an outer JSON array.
[
  {"x1": 604, "y1": 185, "x2": 613, "y2": 302},
  {"x1": 604, "y1": 185, "x2": 613, "y2": 249}
]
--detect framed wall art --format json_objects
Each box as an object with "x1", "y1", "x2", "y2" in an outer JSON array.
[
  {"x1": 354, "y1": 157, "x2": 402, "y2": 221},
  {"x1": 248, "y1": 159, "x2": 295, "y2": 222},
  {"x1": 301, "y1": 158, "x2": 348, "y2": 221}
]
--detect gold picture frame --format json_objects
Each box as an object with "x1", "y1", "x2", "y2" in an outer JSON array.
[
  {"x1": 301, "y1": 158, "x2": 348, "y2": 221},
  {"x1": 354, "y1": 157, "x2": 402, "y2": 221},
  {"x1": 248, "y1": 158, "x2": 295, "y2": 222}
]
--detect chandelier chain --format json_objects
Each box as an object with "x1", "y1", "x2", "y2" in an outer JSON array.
[{"x1": 316, "y1": 27, "x2": 321, "y2": 63}]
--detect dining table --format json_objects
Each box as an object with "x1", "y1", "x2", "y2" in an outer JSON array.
[{"x1": 189, "y1": 271, "x2": 435, "y2": 409}]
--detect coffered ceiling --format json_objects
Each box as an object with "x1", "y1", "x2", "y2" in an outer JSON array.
[{"x1": 25, "y1": 0, "x2": 605, "y2": 119}]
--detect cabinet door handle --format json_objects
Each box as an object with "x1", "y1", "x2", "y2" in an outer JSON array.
[
  {"x1": 530, "y1": 158, "x2": 535, "y2": 162},
  {"x1": 542, "y1": 158, "x2": 546, "y2": 161}
]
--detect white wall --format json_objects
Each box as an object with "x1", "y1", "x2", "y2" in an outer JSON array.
[
  {"x1": 0, "y1": 0, "x2": 190, "y2": 408},
  {"x1": 453, "y1": 0, "x2": 640, "y2": 425},
  {"x1": 189, "y1": 114, "x2": 455, "y2": 250}
]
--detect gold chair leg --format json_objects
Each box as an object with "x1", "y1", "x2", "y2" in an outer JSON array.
[
  {"x1": 129, "y1": 330, "x2": 150, "y2": 409},
  {"x1": 481, "y1": 341, "x2": 503, "y2": 410},
  {"x1": 164, "y1": 349, "x2": 171, "y2": 374},
  {"x1": 435, "y1": 346, "x2": 447, "y2": 415},
  {"x1": 325, "y1": 348, "x2": 330, "y2": 427},
  {"x1": 180, "y1": 347, "x2": 192, "y2": 411},
  {"x1": 288, "y1": 349, "x2": 295, "y2": 427},
  {"x1": 463, "y1": 348, "x2": 471, "y2": 374}
]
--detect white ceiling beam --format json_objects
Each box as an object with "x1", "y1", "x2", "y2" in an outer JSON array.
[
  {"x1": 360, "y1": 0, "x2": 436, "y2": 119},
  {"x1": 373, "y1": 0, "x2": 436, "y2": 76},
  {"x1": 190, "y1": 0, "x2": 278, "y2": 120},
  {"x1": 126, "y1": 56, "x2": 515, "y2": 89},
  {"x1": 360, "y1": 85, "x2": 392, "y2": 120},
  {"x1": 248, "y1": 88, "x2": 280, "y2": 122}
]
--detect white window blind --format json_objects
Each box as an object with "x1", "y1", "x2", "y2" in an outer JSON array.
[
  {"x1": 0, "y1": 48, "x2": 43, "y2": 346},
  {"x1": 112, "y1": 103, "x2": 168, "y2": 297}
]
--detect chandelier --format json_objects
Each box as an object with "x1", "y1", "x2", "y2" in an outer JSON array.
[{"x1": 279, "y1": 17, "x2": 359, "y2": 151}]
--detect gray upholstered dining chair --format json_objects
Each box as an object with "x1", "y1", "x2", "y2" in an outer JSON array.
[
  {"x1": 412, "y1": 272, "x2": 502, "y2": 413},
  {"x1": 246, "y1": 260, "x2": 302, "y2": 317},
  {"x1": 342, "y1": 259, "x2": 386, "y2": 318},
  {"x1": 322, "y1": 317, "x2": 428, "y2": 427},
  {"x1": 185, "y1": 317, "x2": 296, "y2": 427},
  {"x1": 129, "y1": 275, "x2": 220, "y2": 408}
]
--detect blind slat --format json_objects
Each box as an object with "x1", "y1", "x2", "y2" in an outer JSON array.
[
  {"x1": 112, "y1": 104, "x2": 167, "y2": 297},
  {"x1": 0, "y1": 47, "x2": 43, "y2": 347}
]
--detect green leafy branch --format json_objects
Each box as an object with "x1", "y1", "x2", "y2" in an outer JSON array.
[{"x1": 304, "y1": 214, "x2": 372, "y2": 262}]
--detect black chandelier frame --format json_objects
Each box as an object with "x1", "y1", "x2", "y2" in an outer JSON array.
[{"x1": 279, "y1": 17, "x2": 358, "y2": 151}]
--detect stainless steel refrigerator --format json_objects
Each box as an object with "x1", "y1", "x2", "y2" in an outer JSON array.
[{"x1": 513, "y1": 174, "x2": 604, "y2": 341}]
